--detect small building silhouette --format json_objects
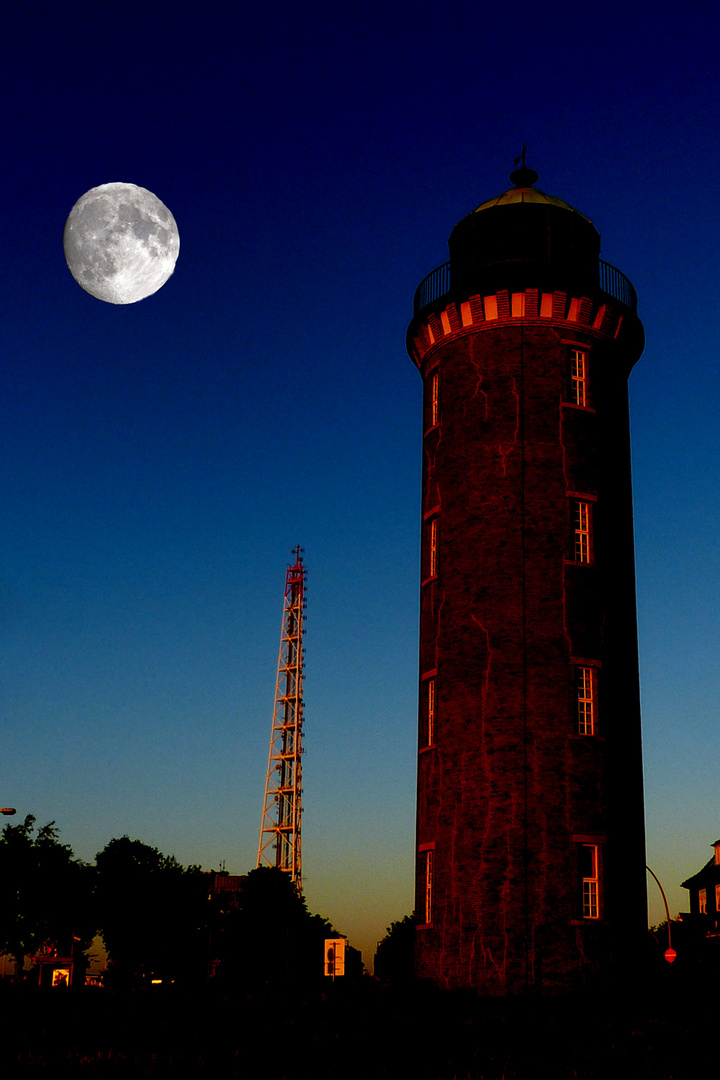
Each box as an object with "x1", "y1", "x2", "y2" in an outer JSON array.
[{"x1": 682, "y1": 840, "x2": 720, "y2": 931}]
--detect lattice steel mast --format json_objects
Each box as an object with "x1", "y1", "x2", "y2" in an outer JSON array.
[{"x1": 257, "y1": 546, "x2": 306, "y2": 891}]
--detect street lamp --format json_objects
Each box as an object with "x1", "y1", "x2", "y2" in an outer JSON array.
[{"x1": 646, "y1": 865, "x2": 676, "y2": 963}]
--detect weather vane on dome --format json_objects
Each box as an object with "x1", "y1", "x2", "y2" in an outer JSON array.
[
  {"x1": 513, "y1": 142, "x2": 528, "y2": 169},
  {"x1": 509, "y1": 143, "x2": 538, "y2": 188}
]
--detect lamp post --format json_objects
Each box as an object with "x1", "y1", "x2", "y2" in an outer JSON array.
[{"x1": 647, "y1": 865, "x2": 676, "y2": 963}]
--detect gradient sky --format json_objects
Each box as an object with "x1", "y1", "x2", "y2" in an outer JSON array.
[{"x1": 2, "y1": 0, "x2": 720, "y2": 968}]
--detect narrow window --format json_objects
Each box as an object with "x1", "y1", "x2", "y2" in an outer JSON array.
[
  {"x1": 576, "y1": 667, "x2": 595, "y2": 735},
  {"x1": 427, "y1": 678, "x2": 436, "y2": 745},
  {"x1": 715, "y1": 883, "x2": 720, "y2": 914},
  {"x1": 580, "y1": 844, "x2": 599, "y2": 919},
  {"x1": 424, "y1": 850, "x2": 434, "y2": 925},
  {"x1": 699, "y1": 888, "x2": 707, "y2": 915},
  {"x1": 430, "y1": 371, "x2": 440, "y2": 427},
  {"x1": 429, "y1": 518, "x2": 438, "y2": 578},
  {"x1": 572, "y1": 500, "x2": 591, "y2": 563},
  {"x1": 570, "y1": 349, "x2": 587, "y2": 407}
]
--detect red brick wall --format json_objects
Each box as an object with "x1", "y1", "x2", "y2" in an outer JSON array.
[{"x1": 413, "y1": 316, "x2": 646, "y2": 993}]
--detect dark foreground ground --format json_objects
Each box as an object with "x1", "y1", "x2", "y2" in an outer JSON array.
[{"x1": 0, "y1": 971, "x2": 712, "y2": 1078}]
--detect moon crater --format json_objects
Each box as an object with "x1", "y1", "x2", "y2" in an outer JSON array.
[{"x1": 63, "y1": 182, "x2": 180, "y2": 304}]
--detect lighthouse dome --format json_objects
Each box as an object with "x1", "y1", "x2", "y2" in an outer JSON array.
[
  {"x1": 447, "y1": 166, "x2": 600, "y2": 297},
  {"x1": 471, "y1": 164, "x2": 592, "y2": 222},
  {"x1": 472, "y1": 185, "x2": 590, "y2": 220}
]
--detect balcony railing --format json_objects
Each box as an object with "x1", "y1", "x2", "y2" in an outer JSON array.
[
  {"x1": 412, "y1": 259, "x2": 637, "y2": 317},
  {"x1": 413, "y1": 262, "x2": 452, "y2": 316},
  {"x1": 597, "y1": 260, "x2": 637, "y2": 311}
]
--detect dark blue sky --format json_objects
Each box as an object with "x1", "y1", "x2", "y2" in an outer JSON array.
[{"x1": 2, "y1": 0, "x2": 719, "y2": 964}]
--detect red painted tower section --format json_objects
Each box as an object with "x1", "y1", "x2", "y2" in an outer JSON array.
[{"x1": 407, "y1": 166, "x2": 647, "y2": 993}]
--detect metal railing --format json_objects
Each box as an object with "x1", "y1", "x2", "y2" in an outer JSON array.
[
  {"x1": 413, "y1": 262, "x2": 451, "y2": 316},
  {"x1": 412, "y1": 258, "x2": 637, "y2": 317},
  {"x1": 597, "y1": 259, "x2": 637, "y2": 312}
]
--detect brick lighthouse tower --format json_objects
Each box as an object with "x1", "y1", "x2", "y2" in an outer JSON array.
[{"x1": 407, "y1": 161, "x2": 647, "y2": 993}]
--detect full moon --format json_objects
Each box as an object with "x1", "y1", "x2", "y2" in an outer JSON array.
[{"x1": 63, "y1": 182, "x2": 180, "y2": 304}]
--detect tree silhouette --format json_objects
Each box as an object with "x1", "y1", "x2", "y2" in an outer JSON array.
[
  {"x1": 374, "y1": 912, "x2": 415, "y2": 982},
  {"x1": 0, "y1": 815, "x2": 95, "y2": 981},
  {"x1": 213, "y1": 866, "x2": 335, "y2": 988},
  {"x1": 95, "y1": 836, "x2": 206, "y2": 988}
]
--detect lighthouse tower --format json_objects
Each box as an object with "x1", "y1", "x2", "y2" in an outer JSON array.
[{"x1": 407, "y1": 163, "x2": 647, "y2": 994}]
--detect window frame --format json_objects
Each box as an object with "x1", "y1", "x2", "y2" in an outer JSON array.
[
  {"x1": 430, "y1": 370, "x2": 440, "y2": 428},
  {"x1": 420, "y1": 670, "x2": 437, "y2": 750},
  {"x1": 424, "y1": 848, "x2": 434, "y2": 925},
  {"x1": 569, "y1": 347, "x2": 587, "y2": 408},
  {"x1": 573, "y1": 499, "x2": 591, "y2": 563},
  {"x1": 417, "y1": 843, "x2": 435, "y2": 927},
  {"x1": 429, "y1": 517, "x2": 438, "y2": 578},
  {"x1": 427, "y1": 677, "x2": 436, "y2": 746},
  {"x1": 422, "y1": 508, "x2": 440, "y2": 586},
  {"x1": 576, "y1": 666, "x2": 595, "y2": 736},
  {"x1": 580, "y1": 844, "x2": 600, "y2": 920},
  {"x1": 567, "y1": 494, "x2": 596, "y2": 565}
]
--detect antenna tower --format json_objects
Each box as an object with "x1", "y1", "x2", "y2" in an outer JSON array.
[{"x1": 257, "y1": 546, "x2": 306, "y2": 891}]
